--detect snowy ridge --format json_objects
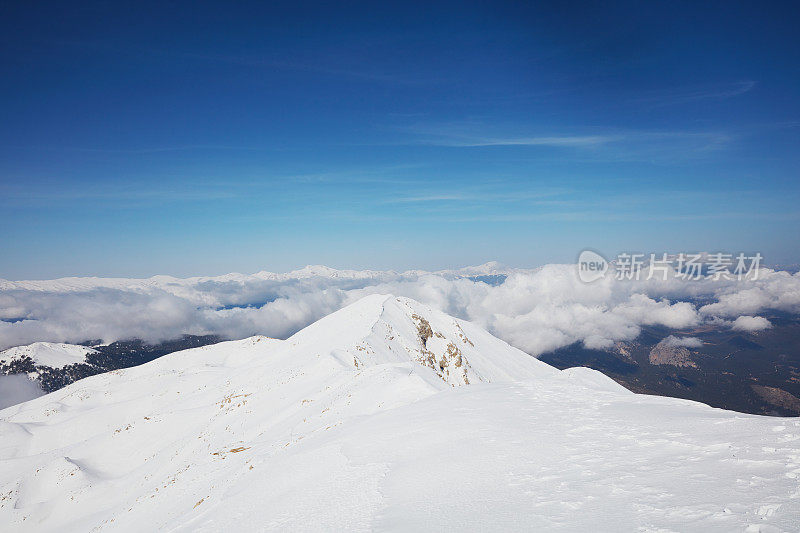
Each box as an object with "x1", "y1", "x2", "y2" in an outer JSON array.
[{"x1": 0, "y1": 295, "x2": 799, "y2": 531}]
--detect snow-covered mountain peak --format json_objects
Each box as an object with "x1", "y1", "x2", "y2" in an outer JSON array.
[
  {"x1": 286, "y1": 294, "x2": 557, "y2": 385},
  {"x1": 0, "y1": 342, "x2": 96, "y2": 369}
]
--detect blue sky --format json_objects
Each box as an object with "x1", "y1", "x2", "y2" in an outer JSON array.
[{"x1": 1, "y1": 1, "x2": 799, "y2": 279}]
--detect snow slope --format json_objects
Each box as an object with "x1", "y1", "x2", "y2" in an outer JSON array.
[
  {"x1": 0, "y1": 295, "x2": 799, "y2": 531},
  {"x1": 0, "y1": 342, "x2": 96, "y2": 369}
]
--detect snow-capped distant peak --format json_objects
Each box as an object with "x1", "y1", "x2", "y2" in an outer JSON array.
[
  {"x1": 461, "y1": 260, "x2": 508, "y2": 274},
  {"x1": 0, "y1": 342, "x2": 96, "y2": 369},
  {"x1": 284, "y1": 265, "x2": 395, "y2": 280},
  {"x1": 432, "y1": 260, "x2": 513, "y2": 277}
]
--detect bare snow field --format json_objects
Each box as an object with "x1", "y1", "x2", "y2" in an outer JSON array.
[{"x1": 1, "y1": 295, "x2": 798, "y2": 531}]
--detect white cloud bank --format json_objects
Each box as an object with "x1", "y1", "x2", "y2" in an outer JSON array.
[
  {"x1": 731, "y1": 315, "x2": 772, "y2": 332},
  {"x1": 0, "y1": 375, "x2": 45, "y2": 409},
  {"x1": 0, "y1": 263, "x2": 796, "y2": 355},
  {"x1": 662, "y1": 335, "x2": 704, "y2": 348}
]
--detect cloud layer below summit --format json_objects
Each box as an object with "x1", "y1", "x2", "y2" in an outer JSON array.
[{"x1": 1, "y1": 264, "x2": 798, "y2": 354}]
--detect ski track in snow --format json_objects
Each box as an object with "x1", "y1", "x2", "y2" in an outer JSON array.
[{"x1": 0, "y1": 295, "x2": 798, "y2": 532}]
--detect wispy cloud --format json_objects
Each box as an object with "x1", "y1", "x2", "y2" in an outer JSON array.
[
  {"x1": 387, "y1": 194, "x2": 469, "y2": 203},
  {"x1": 401, "y1": 120, "x2": 734, "y2": 161},
  {"x1": 423, "y1": 135, "x2": 619, "y2": 148},
  {"x1": 638, "y1": 80, "x2": 757, "y2": 108},
  {"x1": 396, "y1": 119, "x2": 617, "y2": 148},
  {"x1": 444, "y1": 210, "x2": 800, "y2": 224},
  {"x1": 383, "y1": 188, "x2": 572, "y2": 205}
]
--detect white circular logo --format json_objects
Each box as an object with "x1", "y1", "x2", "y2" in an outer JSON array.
[{"x1": 577, "y1": 250, "x2": 608, "y2": 283}]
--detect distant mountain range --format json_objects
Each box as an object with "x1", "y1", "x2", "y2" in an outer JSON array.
[{"x1": 0, "y1": 261, "x2": 513, "y2": 293}]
